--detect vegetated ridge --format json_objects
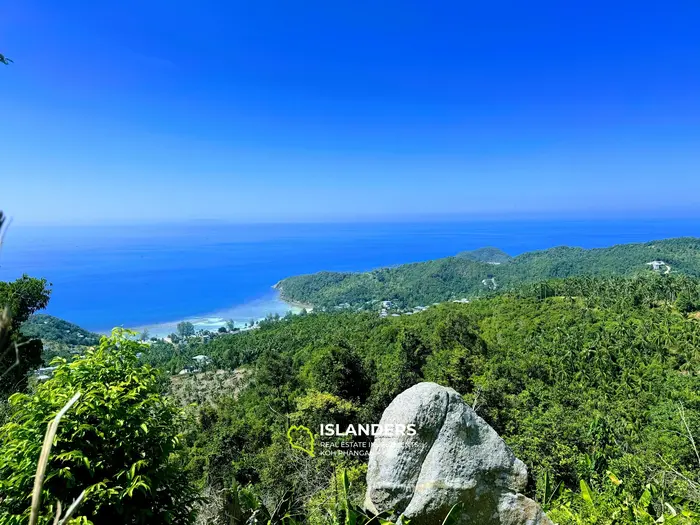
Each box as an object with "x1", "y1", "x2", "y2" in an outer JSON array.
[
  {"x1": 20, "y1": 313, "x2": 101, "y2": 346},
  {"x1": 276, "y1": 237, "x2": 700, "y2": 309},
  {"x1": 456, "y1": 246, "x2": 513, "y2": 263},
  {"x1": 4, "y1": 237, "x2": 700, "y2": 524}
]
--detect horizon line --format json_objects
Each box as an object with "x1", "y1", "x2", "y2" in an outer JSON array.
[{"x1": 8, "y1": 209, "x2": 700, "y2": 229}]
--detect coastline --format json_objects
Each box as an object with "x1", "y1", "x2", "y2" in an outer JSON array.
[
  {"x1": 273, "y1": 281, "x2": 315, "y2": 312},
  {"x1": 101, "y1": 290, "x2": 305, "y2": 338},
  {"x1": 279, "y1": 297, "x2": 314, "y2": 312},
  {"x1": 18, "y1": 219, "x2": 700, "y2": 340}
]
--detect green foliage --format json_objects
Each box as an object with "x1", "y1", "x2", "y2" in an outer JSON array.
[
  {"x1": 277, "y1": 237, "x2": 700, "y2": 309},
  {"x1": 182, "y1": 272, "x2": 700, "y2": 523},
  {"x1": 676, "y1": 291, "x2": 700, "y2": 314},
  {"x1": 0, "y1": 276, "x2": 52, "y2": 332},
  {"x1": 4, "y1": 232, "x2": 699, "y2": 523},
  {"x1": 220, "y1": 481, "x2": 304, "y2": 524},
  {"x1": 304, "y1": 467, "x2": 399, "y2": 525},
  {"x1": 456, "y1": 246, "x2": 512, "y2": 263},
  {"x1": 20, "y1": 314, "x2": 100, "y2": 346},
  {"x1": 177, "y1": 321, "x2": 195, "y2": 339},
  {"x1": 0, "y1": 275, "x2": 52, "y2": 396},
  {"x1": 548, "y1": 474, "x2": 698, "y2": 524},
  {"x1": 7, "y1": 249, "x2": 694, "y2": 523},
  {"x1": 301, "y1": 346, "x2": 369, "y2": 402},
  {"x1": 0, "y1": 328, "x2": 200, "y2": 524}
]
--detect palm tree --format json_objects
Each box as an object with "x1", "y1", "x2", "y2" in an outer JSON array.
[{"x1": 0, "y1": 53, "x2": 13, "y2": 65}]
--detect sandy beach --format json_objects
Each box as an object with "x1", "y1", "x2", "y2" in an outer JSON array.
[{"x1": 116, "y1": 292, "x2": 304, "y2": 338}]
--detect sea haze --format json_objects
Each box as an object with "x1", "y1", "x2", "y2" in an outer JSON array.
[{"x1": 1, "y1": 219, "x2": 699, "y2": 334}]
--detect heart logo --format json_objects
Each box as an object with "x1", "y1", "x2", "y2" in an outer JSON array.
[{"x1": 287, "y1": 425, "x2": 315, "y2": 457}]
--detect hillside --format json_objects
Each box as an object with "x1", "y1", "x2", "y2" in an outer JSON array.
[
  {"x1": 276, "y1": 237, "x2": 700, "y2": 308},
  {"x1": 4, "y1": 269, "x2": 700, "y2": 523},
  {"x1": 177, "y1": 272, "x2": 700, "y2": 523},
  {"x1": 456, "y1": 246, "x2": 512, "y2": 263},
  {"x1": 20, "y1": 314, "x2": 101, "y2": 346}
]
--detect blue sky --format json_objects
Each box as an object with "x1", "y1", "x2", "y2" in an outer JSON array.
[{"x1": 2, "y1": 0, "x2": 699, "y2": 224}]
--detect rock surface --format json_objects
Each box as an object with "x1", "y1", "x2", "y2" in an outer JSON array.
[{"x1": 364, "y1": 382, "x2": 553, "y2": 525}]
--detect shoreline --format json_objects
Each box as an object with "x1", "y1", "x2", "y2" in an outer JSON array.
[
  {"x1": 277, "y1": 295, "x2": 315, "y2": 313},
  {"x1": 272, "y1": 281, "x2": 315, "y2": 312},
  {"x1": 97, "y1": 290, "x2": 305, "y2": 338},
  {"x1": 282, "y1": 298, "x2": 314, "y2": 311}
]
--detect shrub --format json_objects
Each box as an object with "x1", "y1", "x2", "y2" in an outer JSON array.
[{"x1": 0, "y1": 328, "x2": 200, "y2": 524}]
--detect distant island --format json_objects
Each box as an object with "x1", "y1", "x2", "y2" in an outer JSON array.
[{"x1": 276, "y1": 237, "x2": 700, "y2": 309}]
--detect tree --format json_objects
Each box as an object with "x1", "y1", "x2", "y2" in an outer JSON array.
[
  {"x1": 139, "y1": 328, "x2": 150, "y2": 341},
  {"x1": 302, "y1": 345, "x2": 369, "y2": 401},
  {"x1": 0, "y1": 275, "x2": 52, "y2": 396},
  {"x1": 676, "y1": 291, "x2": 699, "y2": 314},
  {"x1": 255, "y1": 350, "x2": 296, "y2": 404},
  {"x1": 217, "y1": 326, "x2": 227, "y2": 334},
  {"x1": 225, "y1": 319, "x2": 235, "y2": 332},
  {"x1": 0, "y1": 329, "x2": 200, "y2": 524},
  {"x1": 0, "y1": 275, "x2": 51, "y2": 333},
  {"x1": 176, "y1": 321, "x2": 195, "y2": 339},
  {"x1": 0, "y1": 53, "x2": 12, "y2": 65}
]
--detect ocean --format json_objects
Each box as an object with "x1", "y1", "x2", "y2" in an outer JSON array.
[{"x1": 1, "y1": 218, "x2": 699, "y2": 335}]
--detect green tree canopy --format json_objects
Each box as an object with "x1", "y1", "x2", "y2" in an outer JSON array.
[
  {"x1": 176, "y1": 321, "x2": 195, "y2": 339},
  {"x1": 301, "y1": 345, "x2": 369, "y2": 402},
  {"x1": 0, "y1": 275, "x2": 51, "y2": 332},
  {"x1": 0, "y1": 275, "x2": 52, "y2": 396}
]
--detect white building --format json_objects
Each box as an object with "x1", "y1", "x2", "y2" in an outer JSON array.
[
  {"x1": 647, "y1": 261, "x2": 666, "y2": 271},
  {"x1": 192, "y1": 355, "x2": 212, "y2": 366}
]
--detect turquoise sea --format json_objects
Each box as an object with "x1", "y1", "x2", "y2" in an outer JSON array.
[{"x1": 1, "y1": 218, "x2": 699, "y2": 335}]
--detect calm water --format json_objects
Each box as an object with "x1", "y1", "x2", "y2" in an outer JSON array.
[{"x1": 1, "y1": 219, "x2": 699, "y2": 334}]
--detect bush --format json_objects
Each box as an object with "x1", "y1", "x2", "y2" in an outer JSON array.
[{"x1": 0, "y1": 328, "x2": 200, "y2": 524}]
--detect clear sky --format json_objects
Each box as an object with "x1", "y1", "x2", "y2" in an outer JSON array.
[{"x1": 1, "y1": 1, "x2": 699, "y2": 225}]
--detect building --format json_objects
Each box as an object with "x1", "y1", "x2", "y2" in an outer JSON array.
[
  {"x1": 34, "y1": 366, "x2": 58, "y2": 382},
  {"x1": 647, "y1": 261, "x2": 666, "y2": 271},
  {"x1": 192, "y1": 355, "x2": 212, "y2": 366}
]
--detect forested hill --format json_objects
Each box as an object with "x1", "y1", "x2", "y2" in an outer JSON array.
[
  {"x1": 456, "y1": 246, "x2": 512, "y2": 263},
  {"x1": 20, "y1": 314, "x2": 101, "y2": 346},
  {"x1": 276, "y1": 237, "x2": 700, "y2": 308},
  {"x1": 170, "y1": 272, "x2": 700, "y2": 523}
]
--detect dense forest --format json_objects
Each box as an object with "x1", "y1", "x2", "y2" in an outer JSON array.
[
  {"x1": 276, "y1": 237, "x2": 700, "y2": 309},
  {"x1": 2, "y1": 233, "x2": 700, "y2": 523},
  {"x1": 122, "y1": 272, "x2": 700, "y2": 523}
]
